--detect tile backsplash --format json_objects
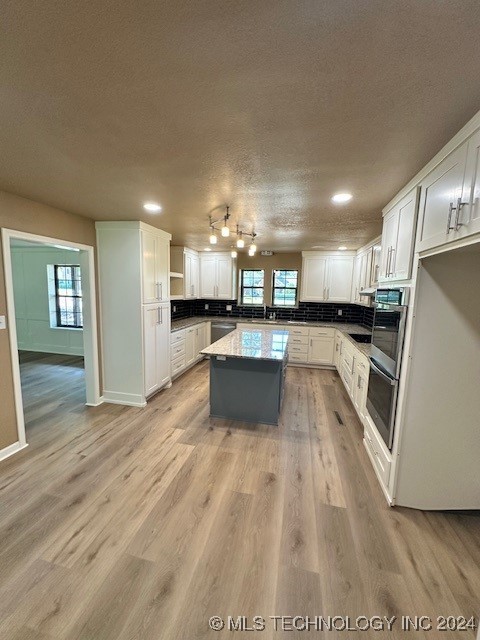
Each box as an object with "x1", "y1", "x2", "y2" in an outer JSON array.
[{"x1": 171, "y1": 298, "x2": 374, "y2": 328}]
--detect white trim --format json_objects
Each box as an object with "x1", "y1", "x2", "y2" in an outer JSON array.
[
  {"x1": 383, "y1": 110, "x2": 480, "y2": 215},
  {"x1": 1, "y1": 228, "x2": 101, "y2": 450},
  {"x1": 102, "y1": 391, "x2": 147, "y2": 407},
  {"x1": 0, "y1": 441, "x2": 28, "y2": 462},
  {"x1": 85, "y1": 396, "x2": 104, "y2": 407}
]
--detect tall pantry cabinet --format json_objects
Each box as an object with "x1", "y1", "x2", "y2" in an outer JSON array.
[{"x1": 96, "y1": 221, "x2": 172, "y2": 407}]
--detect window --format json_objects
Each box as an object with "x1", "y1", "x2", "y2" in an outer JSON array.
[
  {"x1": 240, "y1": 269, "x2": 264, "y2": 305},
  {"x1": 54, "y1": 265, "x2": 83, "y2": 328},
  {"x1": 272, "y1": 269, "x2": 298, "y2": 307}
]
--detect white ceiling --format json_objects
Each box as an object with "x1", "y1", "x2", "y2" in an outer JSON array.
[{"x1": 1, "y1": 0, "x2": 480, "y2": 251}]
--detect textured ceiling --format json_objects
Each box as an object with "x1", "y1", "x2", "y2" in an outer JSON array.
[{"x1": 1, "y1": 1, "x2": 480, "y2": 251}]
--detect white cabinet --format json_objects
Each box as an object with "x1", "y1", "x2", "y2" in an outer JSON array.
[
  {"x1": 300, "y1": 252, "x2": 354, "y2": 302},
  {"x1": 200, "y1": 252, "x2": 236, "y2": 299},
  {"x1": 142, "y1": 230, "x2": 170, "y2": 303},
  {"x1": 326, "y1": 256, "x2": 355, "y2": 302},
  {"x1": 417, "y1": 141, "x2": 468, "y2": 252},
  {"x1": 353, "y1": 356, "x2": 369, "y2": 425},
  {"x1": 143, "y1": 303, "x2": 170, "y2": 397},
  {"x1": 300, "y1": 255, "x2": 327, "y2": 301},
  {"x1": 170, "y1": 247, "x2": 199, "y2": 300},
  {"x1": 171, "y1": 321, "x2": 211, "y2": 379},
  {"x1": 308, "y1": 335, "x2": 335, "y2": 365},
  {"x1": 379, "y1": 188, "x2": 419, "y2": 282},
  {"x1": 460, "y1": 128, "x2": 480, "y2": 240},
  {"x1": 96, "y1": 221, "x2": 172, "y2": 406}
]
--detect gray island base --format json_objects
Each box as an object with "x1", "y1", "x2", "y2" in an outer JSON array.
[{"x1": 201, "y1": 328, "x2": 289, "y2": 426}]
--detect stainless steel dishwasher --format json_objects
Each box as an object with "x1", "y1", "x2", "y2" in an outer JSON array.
[{"x1": 211, "y1": 321, "x2": 237, "y2": 343}]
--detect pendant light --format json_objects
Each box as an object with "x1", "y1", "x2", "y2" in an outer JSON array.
[
  {"x1": 209, "y1": 227, "x2": 217, "y2": 244},
  {"x1": 236, "y1": 231, "x2": 245, "y2": 249},
  {"x1": 231, "y1": 250, "x2": 237, "y2": 258}
]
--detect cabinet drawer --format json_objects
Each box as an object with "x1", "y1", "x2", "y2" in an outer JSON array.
[
  {"x1": 364, "y1": 418, "x2": 391, "y2": 487},
  {"x1": 171, "y1": 329, "x2": 186, "y2": 344},
  {"x1": 288, "y1": 335, "x2": 309, "y2": 346},
  {"x1": 171, "y1": 354, "x2": 186, "y2": 376},
  {"x1": 288, "y1": 352, "x2": 308, "y2": 363},
  {"x1": 309, "y1": 327, "x2": 335, "y2": 338},
  {"x1": 288, "y1": 344, "x2": 309, "y2": 355},
  {"x1": 171, "y1": 341, "x2": 186, "y2": 360},
  {"x1": 287, "y1": 326, "x2": 310, "y2": 336}
]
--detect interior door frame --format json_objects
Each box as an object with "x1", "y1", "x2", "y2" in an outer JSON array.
[{"x1": 1, "y1": 228, "x2": 102, "y2": 454}]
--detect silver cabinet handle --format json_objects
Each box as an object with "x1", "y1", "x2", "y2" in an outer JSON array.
[
  {"x1": 389, "y1": 247, "x2": 395, "y2": 276},
  {"x1": 385, "y1": 248, "x2": 391, "y2": 277},
  {"x1": 351, "y1": 356, "x2": 355, "y2": 375},
  {"x1": 157, "y1": 307, "x2": 162, "y2": 324},
  {"x1": 447, "y1": 202, "x2": 455, "y2": 234},
  {"x1": 455, "y1": 197, "x2": 467, "y2": 230},
  {"x1": 323, "y1": 287, "x2": 326, "y2": 300},
  {"x1": 310, "y1": 338, "x2": 313, "y2": 347}
]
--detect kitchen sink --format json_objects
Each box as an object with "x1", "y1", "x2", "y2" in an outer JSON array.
[
  {"x1": 251, "y1": 319, "x2": 279, "y2": 324},
  {"x1": 286, "y1": 320, "x2": 307, "y2": 324},
  {"x1": 348, "y1": 333, "x2": 372, "y2": 344}
]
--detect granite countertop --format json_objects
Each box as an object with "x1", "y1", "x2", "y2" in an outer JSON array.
[
  {"x1": 172, "y1": 315, "x2": 372, "y2": 359},
  {"x1": 200, "y1": 327, "x2": 289, "y2": 362}
]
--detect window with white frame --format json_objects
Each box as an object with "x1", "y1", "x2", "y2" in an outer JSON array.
[{"x1": 272, "y1": 269, "x2": 298, "y2": 306}]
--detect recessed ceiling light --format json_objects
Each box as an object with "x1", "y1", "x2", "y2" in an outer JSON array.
[
  {"x1": 204, "y1": 247, "x2": 212, "y2": 251},
  {"x1": 331, "y1": 193, "x2": 353, "y2": 204},
  {"x1": 338, "y1": 246, "x2": 347, "y2": 251},
  {"x1": 143, "y1": 202, "x2": 162, "y2": 213}
]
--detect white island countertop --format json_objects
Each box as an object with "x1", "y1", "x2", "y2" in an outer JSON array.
[{"x1": 201, "y1": 327, "x2": 289, "y2": 362}]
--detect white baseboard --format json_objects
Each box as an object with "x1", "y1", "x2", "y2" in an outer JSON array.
[
  {"x1": 85, "y1": 396, "x2": 104, "y2": 407},
  {"x1": 0, "y1": 441, "x2": 28, "y2": 462},
  {"x1": 102, "y1": 390, "x2": 146, "y2": 407}
]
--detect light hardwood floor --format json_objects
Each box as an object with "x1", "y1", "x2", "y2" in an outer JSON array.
[{"x1": 0, "y1": 354, "x2": 479, "y2": 639}]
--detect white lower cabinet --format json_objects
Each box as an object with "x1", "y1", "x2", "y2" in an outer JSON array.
[
  {"x1": 363, "y1": 415, "x2": 392, "y2": 487},
  {"x1": 335, "y1": 331, "x2": 370, "y2": 427},
  {"x1": 307, "y1": 328, "x2": 335, "y2": 365},
  {"x1": 171, "y1": 321, "x2": 211, "y2": 379},
  {"x1": 143, "y1": 303, "x2": 171, "y2": 397}
]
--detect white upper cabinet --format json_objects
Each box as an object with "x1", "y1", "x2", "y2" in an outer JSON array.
[
  {"x1": 142, "y1": 230, "x2": 170, "y2": 303},
  {"x1": 170, "y1": 247, "x2": 199, "y2": 299},
  {"x1": 379, "y1": 187, "x2": 419, "y2": 282},
  {"x1": 199, "y1": 252, "x2": 236, "y2": 299},
  {"x1": 460, "y1": 128, "x2": 480, "y2": 239},
  {"x1": 326, "y1": 256, "x2": 355, "y2": 302},
  {"x1": 417, "y1": 141, "x2": 468, "y2": 252},
  {"x1": 300, "y1": 252, "x2": 354, "y2": 302},
  {"x1": 300, "y1": 255, "x2": 327, "y2": 301}
]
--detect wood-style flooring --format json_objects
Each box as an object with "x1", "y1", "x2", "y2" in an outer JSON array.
[{"x1": 0, "y1": 353, "x2": 479, "y2": 639}]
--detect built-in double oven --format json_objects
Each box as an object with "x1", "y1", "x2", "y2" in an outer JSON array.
[{"x1": 366, "y1": 287, "x2": 409, "y2": 449}]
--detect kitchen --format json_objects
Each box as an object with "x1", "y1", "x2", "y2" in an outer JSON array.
[{"x1": 1, "y1": 2, "x2": 480, "y2": 638}]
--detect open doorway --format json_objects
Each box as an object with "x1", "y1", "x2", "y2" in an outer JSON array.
[{"x1": 1, "y1": 229, "x2": 101, "y2": 455}]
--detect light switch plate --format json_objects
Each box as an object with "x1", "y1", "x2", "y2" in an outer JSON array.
[
  {"x1": 205, "y1": 303, "x2": 209, "y2": 310},
  {"x1": 337, "y1": 309, "x2": 343, "y2": 316},
  {"x1": 216, "y1": 355, "x2": 226, "y2": 361},
  {"x1": 226, "y1": 304, "x2": 232, "y2": 311},
  {"x1": 0, "y1": 315, "x2": 6, "y2": 329}
]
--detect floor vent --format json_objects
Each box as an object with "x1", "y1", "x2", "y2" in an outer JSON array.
[{"x1": 334, "y1": 411, "x2": 344, "y2": 426}]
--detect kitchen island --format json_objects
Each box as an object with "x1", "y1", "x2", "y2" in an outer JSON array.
[{"x1": 200, "y1": 327, "x2": 289, "y2": 425}]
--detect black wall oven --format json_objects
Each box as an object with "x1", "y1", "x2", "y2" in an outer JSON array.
[{"x1": 366, "y1": 288, "x2": 409, "y2": 449}]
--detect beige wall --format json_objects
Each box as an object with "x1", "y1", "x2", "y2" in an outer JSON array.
[
  {"x1": 0, "y1": 191, "x2": 96, "y2": 450},
  {"x1": 237, "y1": 252, "x2": 302, "y2": 305}
]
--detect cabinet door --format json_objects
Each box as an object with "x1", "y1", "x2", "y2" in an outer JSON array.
[
  {"x1": 461, "y1": 129, "x2": 480, "y2": 239},
  {"x1": 216, "y1": 254, "x2": 234, "y2": 299},
  {"x1": 184, "y1": 252, "x2": 193, "y2": 299},
  {"x1": 379, "y1": 210, "x2": 398, "y2": 280},
  {"x1": 308, "y1": 336, "x2": 334, "y2": 365},
  {"x1": 326, "y1": 256, "x2": 354, "y2": 302},
  {"x1": 142, "y1": 231, "x2": 158, "y2": 303},
  {"x1": 185, "y1": 327, "x2": 196, "y2": 366},
  {"x1": 196, "y1": 323, "x2": 207, "y2": 353},
  {"x1": 334, "y1": 334, "x2": 342, "y2": 369},
  {"x1": 392, "y1": 189, "x2": 418, "y2": 280},
  {"x1": 200, "y1": 255, "x2": 217, "y2": 298},
  {"x1": 155, "y1": 237, "x2": 170, "y2": 302},
  {"x1": 143, "y1": 305, "x2": 160, "y2": 396},
  {"x1": 191, "y1": 253, "x2": 199, "y2": 298},
  {"x1": 417, "y1": 141, "x2": 468, "y2": 252},
  {"x1": 156, "y1": 303, "x2": 171, "y2": 387},
  {"x1": 300, "y1": 256, "x2": 327, "y2": 301},
  {"x1": 370, "y1": 246, "x2": 381, "y2": 285}
]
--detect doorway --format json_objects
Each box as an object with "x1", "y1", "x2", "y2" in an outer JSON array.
[{"x1": 1, "y1": 228, "x2": 101, "y2": 454}]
